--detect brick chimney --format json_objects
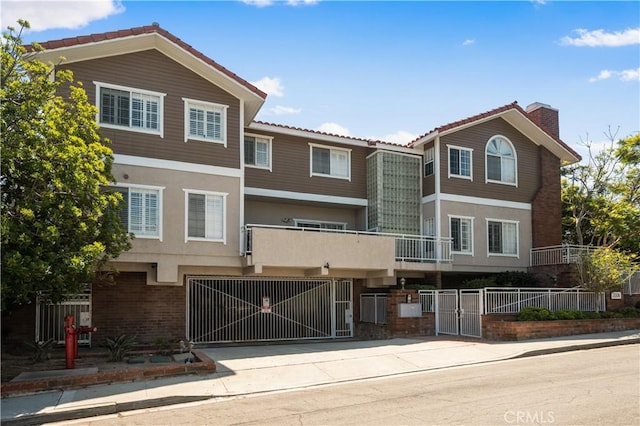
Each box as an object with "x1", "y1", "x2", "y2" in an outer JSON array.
[{"x1": 526, "y1": 102, "x2": 559, "y2": 138}]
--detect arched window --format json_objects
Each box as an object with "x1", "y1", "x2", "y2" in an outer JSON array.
[{"x1": 486, "y1": 136, "x2": 516, "y2": 185}]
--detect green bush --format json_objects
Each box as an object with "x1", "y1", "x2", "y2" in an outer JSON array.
[
  {"x1": 461, "y1": 277, "x2": 496, "y2": 289},
  {"x1": 25, "y1": 338, "x2": 56, "y2": 362},
  {"x1": 551, "y1": 310, "x2": 579, "y2": 320},
  {"x1": 614, "y1": 307, "x2": 640, "y2": 318},
  {"x1": 495, "y1": 271, "x2": 537, "y2": 288},
  {"x1": 104, "y1": 334, "x2": 137, "y2": 362},
  {"x1": 518, "y1": 307, "x2": 553, "y2": 321}
]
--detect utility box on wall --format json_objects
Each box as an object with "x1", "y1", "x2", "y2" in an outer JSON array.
[{"x1": 398, "y1": 303, "x2": 422, "y2": 318}]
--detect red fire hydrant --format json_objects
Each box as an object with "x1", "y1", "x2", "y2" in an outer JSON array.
[{"x1": 64, "y1": 314, "x2": 97, "y2": 369}]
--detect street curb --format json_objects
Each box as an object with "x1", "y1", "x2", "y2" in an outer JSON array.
[
  {"x1": 0, "y1": 395, "x2": 213, "y2": 426},
  {"x1": 511, "y1": 337, "x2": 640, "y2": 359}
]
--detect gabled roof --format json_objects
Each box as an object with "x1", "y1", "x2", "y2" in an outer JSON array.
[
  {"x1": 410, "y1": 101, "x2": 581, "y2": 165},
  {"x1": 28, "y1": 24, "x2": 267, "y2": 124},
  {"x1": 250, "y1": 121, "x2": 416, "y2": 154}
]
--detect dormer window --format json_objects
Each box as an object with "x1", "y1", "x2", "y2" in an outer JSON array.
[
  {"x1": 95, "y1": 82, "x2": 165, "y2": 137},
  {"x1": 486, "y1": 136, "x2": 517, "y2": 185}
]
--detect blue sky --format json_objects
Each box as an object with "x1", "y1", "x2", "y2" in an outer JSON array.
[{"x1": 3, "y1": 1, "x2": 639, "y2": 159}]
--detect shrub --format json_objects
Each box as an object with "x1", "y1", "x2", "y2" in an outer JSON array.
[
  {"x1": 615, "y1": 307, "x2": 640, "y2": 318},
  {"x1": 518, "y1": 307, "x2": 553, "y2": 321},
  {"x1": 25, "y1": 338, "x2": 56, "y2": 362},
  {"x1": 495, "y1": 271, "x2": 537, "y2": 288},
  {"x1": 461, "y1": 277, "x2": 496, "y2": 289},
  {"x1": 104, "y1": 334, "x2": 136, "y2": 362},
  {"x1": 551, "y1": 310, "x2": 579, "y2": 320}
]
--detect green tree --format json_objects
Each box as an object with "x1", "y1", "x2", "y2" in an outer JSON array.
[
  {"x1": 576, "y1": 247, "x2": 638, "y2": 308},
  {"x1": 1, "y1": 21, "x2": 131, "y2": 312},
  {"x1": 562, "y1": 130, "x2": 640, "y2": 255}
]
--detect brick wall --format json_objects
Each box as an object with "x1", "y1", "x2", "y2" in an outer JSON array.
[
  {"x1": 526, "y1": 104, "x2": 560, "y2": 138},
  {"x1": 531, "y1": 146, "x2": 562, "y2": 248},
  {"x1": 91, "y1": 272, "x2": 185, "y2": 346},
  {"x1": 483, "y1": 316, "x2": 640, "y2": 341}
]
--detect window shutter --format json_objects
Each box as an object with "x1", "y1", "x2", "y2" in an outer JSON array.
[{"x1": 188, "y1": 193, "x2": 206, "y2": 238}]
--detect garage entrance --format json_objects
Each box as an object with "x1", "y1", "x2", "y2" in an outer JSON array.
[{"x1": 187, "y1": 277, "x2": 353, "y2": 343}]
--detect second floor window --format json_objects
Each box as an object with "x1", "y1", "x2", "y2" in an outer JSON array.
[
  {"x1": 183, "y1": 98, "x2": 228, "y2": 145},
  {"x1": 310, "y1": 144, "x2": 351, "y2": 180},
  {"x1": 113, "y1": 185, "x2": 162, "y2": 239},
  {"x1": 294, "y1": 219, "x2": 346, "y2": 230},
  {"x1": 448, "y1": 146, "x2": 472, "y2": 180},
  {"x1": 185, "y1": 190, "x2": 227, "y2": 242},
  {"x1": 96, "y1": 82, "x2": 164, "y2": 136},
  {"x1": 245, "y1": 134, "x2": 272, "y2": 169}
]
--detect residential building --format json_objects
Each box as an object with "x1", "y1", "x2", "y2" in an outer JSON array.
[{"x1": 17, "y1": 24, "x2": 580, "y2": 345}]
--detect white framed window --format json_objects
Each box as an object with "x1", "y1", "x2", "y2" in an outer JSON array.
[
  {"x1": 424, "y1": 217, "x2": 436, "y2": 236},
  {"x1": 448, "y1": 145, "x2": 473, "y2": 180},
  {"x1": 294, "y1": 219, "x2": 347, "y2": 230},
  {"x1": 486, "y1": 136, "x2": 517, "y2": 186},
  {"x1": 95, "y1": 82, "x2": 165, "y2": 137},
  {"x1": 184, "y1": 189, "x2": 227, "y2": 243},
  {"x1": 182, "y1": 98, "x2": 228, "y2": 145},
  {"x1": 309, "y1": 143, "x2": 351, "y2": 180},
  {"x1": 424, "y1": 147, "x2": 435, "y2": 177},
  {"x1": 245, "y1": 134, "x2": 272, "y2": 170},
  {"x1": 449, "y1": 215, "x2": 473, "y2": 254},
  {"x1": 112, "y1": 184, "x2": 164, "y2": 240},
  {"x1": 487, "y1": 219, "x2": 519, "y2": 257}
]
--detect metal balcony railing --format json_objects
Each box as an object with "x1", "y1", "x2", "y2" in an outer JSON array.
[
  {"x1": 242, "y1": 224, "x2": 453, "y2": 263},
  {"x1": 529, "y1": 244, "x2": 595, "y2": 266}
]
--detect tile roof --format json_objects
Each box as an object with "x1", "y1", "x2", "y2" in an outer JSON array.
[
  {"x1": 30, "y1": 24, "x2": 267, "y2": 100},
  {"x1": 252, "y1": 121, "x2": 405, "y2": 147},
  {"x1": 408, "y1": 101, "x2": 581, "y2": 160}
]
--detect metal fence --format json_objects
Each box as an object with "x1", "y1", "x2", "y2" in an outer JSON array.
[
  {"x1": 360, "y1": 293, "x2": 388, "y2": 324},
  {"x1": 418, "y1": 290, "x2": 436, "y2": 312},
  {"x1": 530, "y1": 244, "x2": 594, "y2": 266},
  {"x1": 484, "y1": 287, "x2": 605, "y2": 314},
  {"x1": 623, "y1": 272, "x2": 640, "y2": 295},
  {"x1": 36, "y1": 293, "x2": 92, "y2": 345}
]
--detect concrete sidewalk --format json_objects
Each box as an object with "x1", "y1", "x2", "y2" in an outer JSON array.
[{"x1": 2, "y1": 330, "x2": 639, "y2": 425}]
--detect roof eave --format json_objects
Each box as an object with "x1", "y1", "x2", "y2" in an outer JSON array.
[{"x1": 30, "y1": 32, "x2": 266, "y2": 124}]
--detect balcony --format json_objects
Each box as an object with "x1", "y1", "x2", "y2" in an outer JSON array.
[
  {"x1": 530, "y1": 244, "x2": 595, "y2": 266},
  {"x1": 241, "y1": 224, "x2": 452, "y2": 276}
]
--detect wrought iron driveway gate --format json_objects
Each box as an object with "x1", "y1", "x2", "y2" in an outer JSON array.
[{"x1": 187, "y1": 277, "x2": 353, "y2": 343}]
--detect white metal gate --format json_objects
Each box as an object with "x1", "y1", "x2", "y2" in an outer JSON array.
[
  {"x1": 435, "y1": 290, "x2": 459, "y2": 335},
  {"x1": 187, "y1": 277, "x2": 353, "y2": 343},
  {"x1": 434, "y1": 289, "x2": 483, "y2": 338},
  {"x1": 36, "y1": 292, "x2": 92, "y2": 345},
  {"x1": 459, "y1": 289, "x2": 483, "y2": 338}
]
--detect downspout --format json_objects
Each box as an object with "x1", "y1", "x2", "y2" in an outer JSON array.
[{"x1": 239, "y1": 101, "x2": 246, "y2": 256}]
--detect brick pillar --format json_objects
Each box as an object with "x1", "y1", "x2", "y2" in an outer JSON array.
[{"x1": 531, "y1": 146, "x2": 562, "y2": 248}]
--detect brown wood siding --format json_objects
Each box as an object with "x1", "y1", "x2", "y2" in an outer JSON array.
[
  {"x1": 61, "y1": 49, "x2": 240, "y2": 168},
  {"x1": 245, "y1": 130, "x2": 367, "y2": 199},
  {"x1": 439, "y1": 118, "x2": 540, "y2": 203}
]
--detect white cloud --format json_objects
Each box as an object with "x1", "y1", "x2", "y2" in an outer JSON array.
[
  {"x1": 241, "y1": 0, "x2": 274, "y2": 7},
  {"x1": 462, "y1": 39, "x2": 475, "y2": 46},
  {"x1": 267, "y1": 106, "x2": 301, "y2": 115},
  {"x1": 560, "y1": 28, "x2": 640, "y2": 47},
  {"x1": 1, "y1": 0, "x2": 124, "y2": 32},
  {"x1": 376, "y1": 130, "x2": 418, "y2": 145},
  {"x1": 286, "y1": 0, "x2": 318, "y2": 5},
  {"x1": 316, "y1": 122, "x2": 350, "y2": 136},
  {"x1": 251, "y1": 77, "x2": 284, "y2": 97},
  {"x1": 620, "y1": 67, "x2": 640, "y2": 82},
  {"x1": 589, "y1": 67, "x2": 640, "y2": 83}
]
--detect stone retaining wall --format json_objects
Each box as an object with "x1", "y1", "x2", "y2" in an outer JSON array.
[{"x1": 483, "y1": 317, "x2": 640, "y2": 341}]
